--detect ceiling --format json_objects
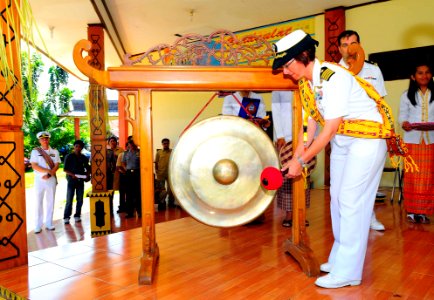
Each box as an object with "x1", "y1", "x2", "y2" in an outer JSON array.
[{"x1": 29, "y1": 0, "x2": 380, "y2": 81}]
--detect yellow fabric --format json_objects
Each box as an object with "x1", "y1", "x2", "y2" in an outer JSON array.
[{"x1": 298, "y1": 65, "x2": 419, "y2": 173}]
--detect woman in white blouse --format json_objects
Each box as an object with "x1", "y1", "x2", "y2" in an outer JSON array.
[{"x1": 399, "y1": 63, "x2": 434, "y2": 224}]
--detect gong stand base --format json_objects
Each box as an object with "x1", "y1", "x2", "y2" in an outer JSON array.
[
  {"x1": 283, "y1": 239, "x2": 320, "y2": 277},
  {"x1": 138, "y1": 244, "x2": 160, "y2": 285}
]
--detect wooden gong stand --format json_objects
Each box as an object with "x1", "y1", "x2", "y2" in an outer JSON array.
[{"x1": 73, "y1": 39, "x2": 319, "y2": 284}]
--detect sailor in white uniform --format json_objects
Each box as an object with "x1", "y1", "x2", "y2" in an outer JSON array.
[{"x1": 29, "y1": 131, "x2": 61, "y2": 233}]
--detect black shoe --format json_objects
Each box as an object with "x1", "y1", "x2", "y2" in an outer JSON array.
[
  {"x1": 158, "y1": 203, "x2": 167, "y2": 211},
  {"x1": 282, "y1": 219, "x2": 292, "y2": 227},
  {"x1": 416, "y1": 214, "x2": 430, "y2": 224},
  {"x1": 407, "y1": 213, "x2": 416, "y2": 223},
  {"x1": 282, "y1": 219, "x2": 309, "y2": 227},
  {"x1": 125, "y1": 214, "x2": 134, "y2": 219}
]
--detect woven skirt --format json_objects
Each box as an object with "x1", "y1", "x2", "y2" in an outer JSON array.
[{"x1": 403, "y1": 142, "x2": 434, "y2": 215}]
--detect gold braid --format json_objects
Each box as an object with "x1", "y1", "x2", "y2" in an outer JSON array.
[{"x1": 298, "y1": 65, "x2": 418, "y2": 173}]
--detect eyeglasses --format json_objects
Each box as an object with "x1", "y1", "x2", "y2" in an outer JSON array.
[{"x1": 283, "y1": 59, "x2": 295, "y2": 69}]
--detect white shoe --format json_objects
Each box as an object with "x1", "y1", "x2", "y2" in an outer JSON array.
[
  {"x1": 315, "y1": 274, "x2": 361, "y2": 289},
  {"x1": 46, "y1": 226, "x2": 55, "y2": 231},
  {"x1": 34, "y1": 228, "x2": 42, "y2": 234},
  {"x1": 320, "y1": 262, "x2": 332, "y2": 273},
  {"x1": 370, "y1": 219, "x2": 385, "y2": 231}
]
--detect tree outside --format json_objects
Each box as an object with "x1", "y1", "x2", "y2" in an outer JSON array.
[{"x1": 21, "y1": 52, "x2": 90, "y2": 161}]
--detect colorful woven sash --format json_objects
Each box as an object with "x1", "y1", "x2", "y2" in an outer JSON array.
[{"x1": 298, "y1": 66, "x2": 418, "y2": 172}]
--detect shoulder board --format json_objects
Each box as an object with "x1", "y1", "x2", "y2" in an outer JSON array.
[
  {"x1": 320, "y1": 67, "x2": 335, "y2": 81},
  {"x1": 365, "y1": 60, "x2": 377, "y2": 66}
]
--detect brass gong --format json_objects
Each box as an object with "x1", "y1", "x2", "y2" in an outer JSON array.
[{"x1": 169, "y1": 116, "x2": 279, "y2": 227}]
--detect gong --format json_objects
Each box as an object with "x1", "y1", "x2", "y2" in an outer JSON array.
[{"x1": 169, "y1": 116, "x2": 279, "y2": 227}]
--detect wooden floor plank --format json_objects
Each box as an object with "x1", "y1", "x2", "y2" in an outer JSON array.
[{"x1": 1, "y1": 188, "x2": 434, "y2": 299}]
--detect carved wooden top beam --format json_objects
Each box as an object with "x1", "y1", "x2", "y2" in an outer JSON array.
[{"x1": 73, "y1": 39, "x2": 297, "y2": 91}]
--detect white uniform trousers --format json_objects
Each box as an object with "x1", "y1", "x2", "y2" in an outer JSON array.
[
  {"x1": 328, "y1": 136, "x2": 387, "y2": 280},
  {"x1": 34, "y1": 176, "x2": 57, "y2": 229}
]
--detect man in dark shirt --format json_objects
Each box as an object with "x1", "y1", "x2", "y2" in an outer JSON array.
[
  {"x1": 122, "y1": 139, "x2": 141, "y2": 218},
  {"x1": 63, "y1": 140, "x2": 91, "y2": 224}
]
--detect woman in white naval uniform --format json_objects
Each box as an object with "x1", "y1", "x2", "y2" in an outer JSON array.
[{"x1": 272, "y1": 30, "x2": 387, "y2": 288}]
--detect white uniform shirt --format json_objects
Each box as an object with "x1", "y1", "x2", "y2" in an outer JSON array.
[
  {"x1": 222, "y1": 91, "x2": 266, "y2": 118},
  {"x1": 30, "y1": 147, "x2": 61, "y2": 179},
  {"x1": 312, "y1": 59, "x2": 382, "y2": 124},
  {"x1": 339, "y1": 59, "x2": 387, "y2": 97},
  {"x1": 398, "y1": 89, "x2": 434, "y2": 144},
  {"x1": 271, "y1": 91, "x2": 293, "y2": 142}
]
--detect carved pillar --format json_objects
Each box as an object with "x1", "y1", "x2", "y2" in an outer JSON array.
[
  {"x1": 87, "y1": 24, "x2": 112, "y2": 235},
  {"x1": 324, "y1": 7, "x2": 345, "y2": 63},
  {"x1": 87, "y1": 24, "x2": 108, "y2": 192},
  {"x1": 324, "y1": 7, "x2": 345, "y2": 186},
  {"x1": 0, "y1": 0, "x2": 28, "y2": 270},
  {"x1": 74, "y1": 117, "x2": 80, "y2": 140}
]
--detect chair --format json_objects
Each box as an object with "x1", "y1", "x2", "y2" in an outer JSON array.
[{"x1": 382, "y1": 165, "x2": 403, "y2": 204}]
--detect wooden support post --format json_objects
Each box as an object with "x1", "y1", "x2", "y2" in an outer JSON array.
[
  {"x1": 283, "y1": 91, "x2": 319, "y2": 277},
  {"x1": 324, "y1": 7, "x2": 345, "y2": 63},
  {"x1": 74, "y1": 117, "x2": 81, "y2": 140},
  {"x1": 118, "y1": 94, "x2": 128, "y2": 148},
  {"x1": 137, "y1": 89, "x2": 159, "y2": 284},
  {"x1": 87, "y1": 24, "x2": 109, "y2": 193},
  {"x1": 0, "y1": 0, "x2": 28, "y2": 270}
]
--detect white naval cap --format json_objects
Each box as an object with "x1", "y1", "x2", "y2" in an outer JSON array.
[{"x1": 272, "y1": 29, "x2": 319, "y2": 70}]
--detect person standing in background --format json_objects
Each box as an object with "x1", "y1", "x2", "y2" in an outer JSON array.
[
  {"x1": 222, "y1": 91, "x2": 267, "y2": 118},
  {"x1": 272, "y1": 91, "x2": 314, "y2": 227},
  {"x1": 222, "y1": 91, "x2": 270, "y2": 129},
  {"x1": 338, "y1": 29, "x2": 387, "y2": 231},
  {"x1": 122, "y1": 139, "x2": 141, "y2": 218},
  {"x1": 30, "y1": 131, "x2": 61, "y2": 233},
  {"x1": 399, "y1": 63, "x2": 434, "y2": 224},
  {"x1": 63, "y1": 140, "x2": 91, "y2": 224},
  {"x1": 115, "y1": 142, "x2": 128, "y2": 214},
  {"x1": 154, "y1": 138, "x2": 175, "y2": 208},
  {"x1": 106, "y1": 136, "x2": 124, "y2": 215}
]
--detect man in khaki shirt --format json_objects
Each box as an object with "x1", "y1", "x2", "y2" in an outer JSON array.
[{"x1": 155, "y1": 138, "x2": 175, "y2": 207}]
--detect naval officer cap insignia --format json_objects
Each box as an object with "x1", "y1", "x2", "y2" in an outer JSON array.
[
  {"x1": 36, "y1": 131, "x2": 51, "y2": 139},
  {"x1": 272, "y1": 29, "x2": 319, "y2": 70}
]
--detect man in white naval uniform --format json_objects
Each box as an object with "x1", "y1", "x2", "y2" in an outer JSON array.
[
  {"x1": 29, "y1": 131, "x2": 61, "y2": 233},
  {"x1": 338, "y1": 29, "x2": 387, "y2": 231},
  {"x1": 273, "y1": 30, "x2": 387, "y2": 288}
]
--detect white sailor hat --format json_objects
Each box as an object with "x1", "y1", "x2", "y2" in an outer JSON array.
[
  {"x1": 36, "y1": 131, "x2": 51, "y2": 139},
  {"x1": 272, "y1": 29, "x2": 319, "y2": 70}
]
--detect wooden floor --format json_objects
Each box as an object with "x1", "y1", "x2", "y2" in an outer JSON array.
[{"x1": 1, "y1": 188, "x2": 434, "y2": 299}]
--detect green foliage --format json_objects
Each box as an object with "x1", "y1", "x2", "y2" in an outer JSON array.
[
  {"x1": 23, "y1": 101, "x2": 76, "y2": 158},
  {"x1": 58, "y1": 87, "x2": 74, "y2": 113},
  {"x1": 21, "y1": 51, "x2": 87, "y2": 159},
  {"x1": 47, "y1": 65, "x2": 71, "y2": 112},
  {"x1": 21, "y1": 52, "x2": 44, "y2": 124}
]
